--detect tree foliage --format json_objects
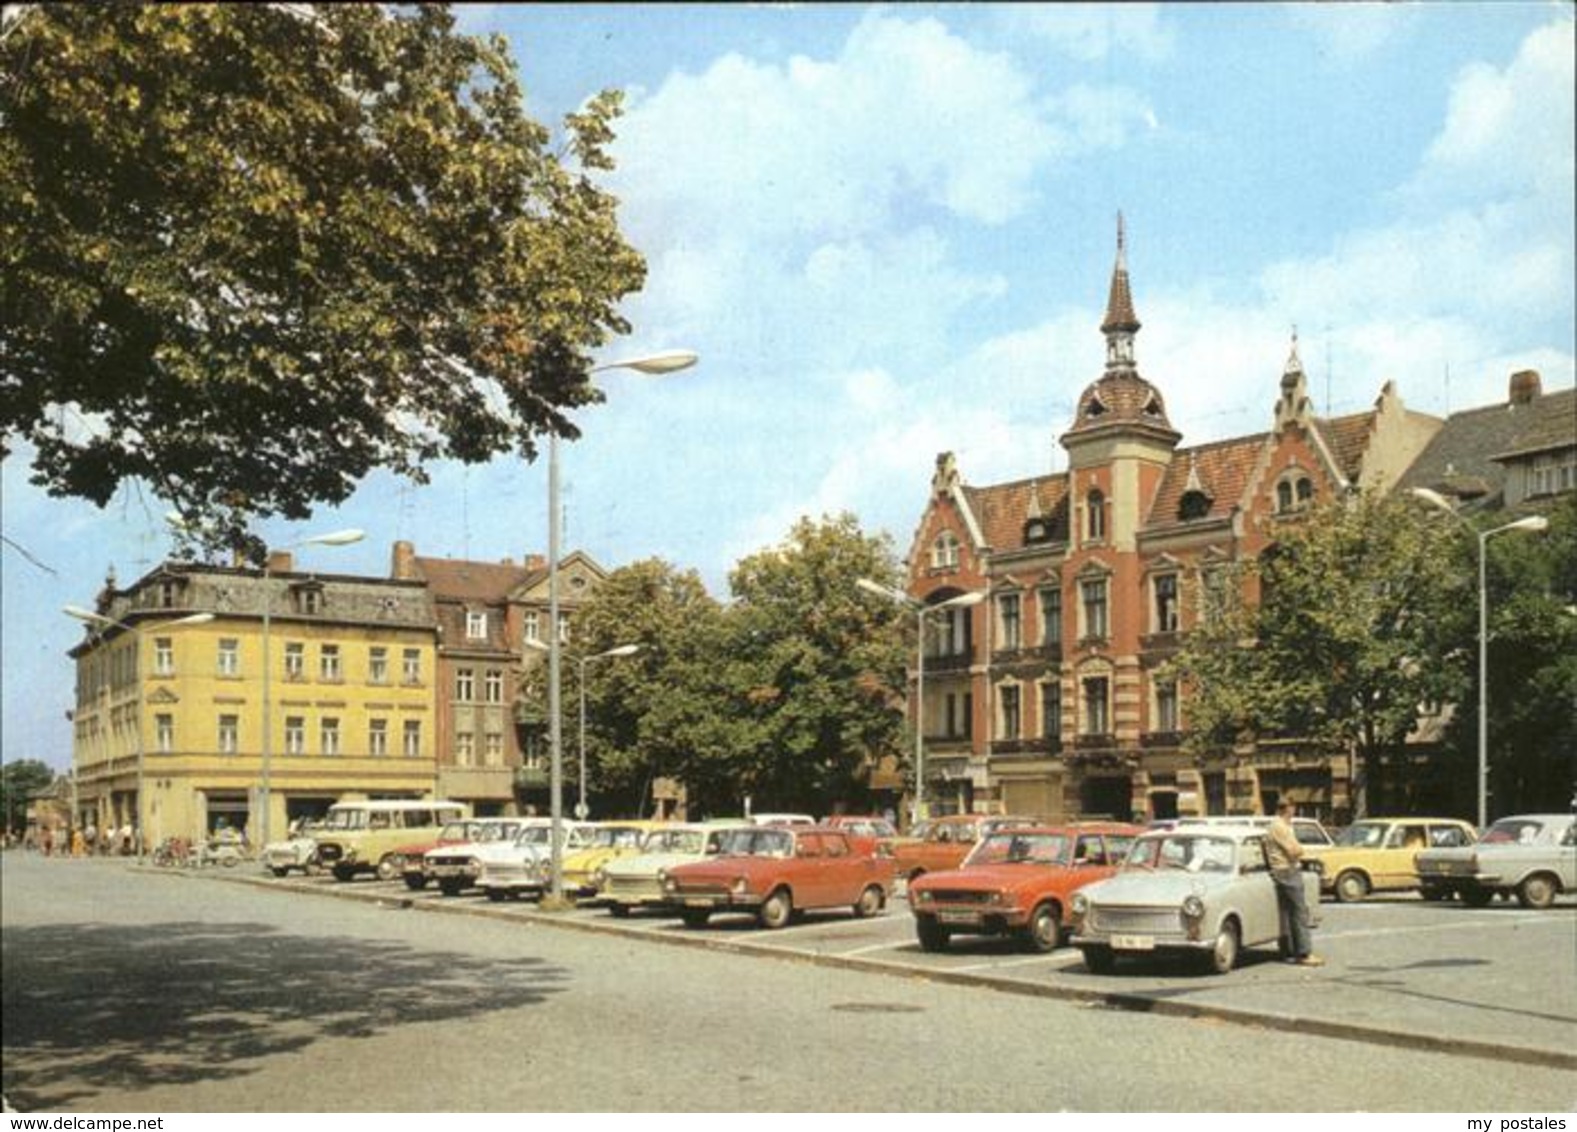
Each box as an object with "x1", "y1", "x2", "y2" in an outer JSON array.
[
  {"x1": 1, "y1": 4, "x2": 645, "y2": 560},
  {"x1": 1, "y1": 758, "x2": 55, "y2": 834}
]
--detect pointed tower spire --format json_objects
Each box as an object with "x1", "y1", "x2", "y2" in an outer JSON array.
[{"x1": 1102, "y1": 211, "x2": 1140, "y2": 372}]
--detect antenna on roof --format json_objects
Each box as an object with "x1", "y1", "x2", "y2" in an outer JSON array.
[{"x1": 1323, "y1": 323, "x2": 1333, "y2": 418}]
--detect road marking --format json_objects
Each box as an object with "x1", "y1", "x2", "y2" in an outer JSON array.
[
  {"x1": 1323, "y1": 914, "x2": 1572, "y2": 941},
  {"x1": 951, "y1": 951, "x2": 1085, "y2": 973}
]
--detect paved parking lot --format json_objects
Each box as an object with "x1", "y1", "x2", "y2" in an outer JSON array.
[{"x1": 233, "y1": 866, "x2": 1577, "y2": 1069}]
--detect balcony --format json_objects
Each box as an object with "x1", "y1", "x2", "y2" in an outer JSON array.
[
  {"x1": 1141, "y1": 730, "x2": 1184, "y2": 749},
  {"x1": 989, "y1": 737, "x2": 1061, "y2": 759},
  {"x1": 925, "y1": 650, "x2": 974, "y2": 673}
]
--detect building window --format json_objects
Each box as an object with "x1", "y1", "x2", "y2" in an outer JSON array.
[
  {"x1": 1277, "y1": 473, "x2": 1314, "y2": 514},
  {"x1": 403, "y1": 719, "x2": 422, "y2": 757},
  {"x1": 1081, "y1": 579, "x2": 1109, "y2": 641},
  {"x1": 944, "y1": 692, "x2": 972, "y2": 740},
  {"x1": 1297, "y1": 478, "x2": 1314, "y2": 505},
  {"x1": 466, "y1": 611, "x2": 488, "y2": 639},
  {"x1": 1530, "y1": 451, "x2": 1575, "y2": 496},
  {"x1": 1154, "y1": 573, "x2": 1180, "y2": 633},
  {"x1": 1041, "y1": 682, "x2": 1061, "y2": 740},
  {"x1": 217, "y1": 638, "x2": 239, "y2": 677},
  {"x1": 156, "y1": 714, "x2": 174, "y2": 753},
  {"x1": 455, "y1": 668, "x2": 475, "y2": 702},
  {"x1": 999, "y1": 685, "x2": 1021, "y2": 740},
  {"x1": 218, "y1": 714, "x2": 239, "y2": 755},
  {"x1": 1155, "y1": 680, "x2": 1179, "y2": 733},
  {"x1": 1039, "y1": 586, "x2": 1061, "y2": 646},
  {"x1": 319, "y1": 644, "x2": 341, "y2": 682},
  {"x1": 369, "y1": 718, "x2": 388, "y2": 757},
  {"x1": 295, "y1": 589, "x2": 323, "y2": 615},
  {"x1": 455, "y1": 731, "x2": 476, "y2": 766},
  {"x1": 1200, "y1": 567, "x2": 1232, "y2": 624},
  {"x1": 484, "y1": 668, "x2": 504, "y2": 703},
  {"x1": 524, "y1": 614, "x2": 541, "y2": 645},
  {"x1": 154, "y1": 638, "x2": 174, "y2": 676},
  {"x1": 284, "y1": 641, "x2": 305, "y2": 681},
  {"x1": 930, "y1": 531, "x2": 961, "y2": 571},
  {"x1": 321, "y1": 717, "x2": 341, "y2": 756},
  {"x1": 1086, "y1": 490, "x2": 1106, "y2": 541},
  {"x1": 484, "y1": 731, "x2": 504, "y2": 766},
  {"x1": 158, "y1": 580, "x2": 181, "y2": 608},
  {"x1": 284, "y1": 716, "x2": 305, "y2": 755},
  {"x1": 1082, "y1": 677, "x2": 1110, "y2": 736},
  {"x1": 556, "y1": 613, "x2": 571, "y2": 644},
  {"x1": 402, "y1": 648, "x2": 422, "y2": 685},
  {"x1": 368, "y1": 647, "x2": 389, "y2": 685},
  {"x1": 997, "y1": 593, "x2": 1021, "y2": 651}
]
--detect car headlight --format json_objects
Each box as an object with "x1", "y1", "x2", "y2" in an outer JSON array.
[
  {"x1": 731, "y1": 876, "x2": 748, "y2": 896},
  {"x1": 1182, "y1": 895, "x2": 1205, "y2": 920},
  {"x1": 1071, "y1": 893, "x2": 1088, "y2": 916},
  {"x1": 914, "y1": 889, "x2": 933, "y2": 905},
  {"x1": 661, "y1": 872, "x2": 676, "y2": 894}
]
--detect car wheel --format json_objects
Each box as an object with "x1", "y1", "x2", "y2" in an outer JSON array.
[
  {"x1": 220, "y1": 854, "x2": 238, "y2": 868},
  {"x1": 1024, "y1": 901, "x2": 1063, "y2": 953},
  {"x1": 853, "y1": 885, "x2": 884, "y2": 919},
  {"x1": 485, "y1": 889, "x2": 506, "y2": 902},
  {"x1": 1517, "y1": 874, "x2": 1558, "y2": 910},
  {"x1": 437, "y1": 878, "x2": 465, "y2": 897},
  {"x1": 1208, "y1": 918, "x2": 1240, "y2": 975},
  {"x1": 915, "y1": 915, "x2": 949, "y2": 953},
  {"x1": 1461, "y1": 886, "x2": 1494, "y2": 908},
  {"x1": 1081, "y1": 945, "x2": 1115, "y2": 974},
  {"x1": 1334, "y1": 870, "x2": 1370, "y2": 903},
  {"x1": 331, "y1": 863, "x2": 357, "y2": 883},
  {"x1": 270, "y1": 867, "x2": 290, "y2": 879},
  {"x1": 681, "y1": 908, "x2": 711, "y2": 929},
  {"x1": 608, "y1": 903, "x2": 631, "y2": 919},
  {"x1": 1418, "y1": 884, "x2": 1449, "y2": 902},
  {"x1": 375, "y1": 855, "x2": 401, "y2": 882},
  {"x1": 403, "y1": 874, "x2": 428, "y2": 891},
  {"x1": 758, "y1": 888, "x2": 793, "y2": 930}
]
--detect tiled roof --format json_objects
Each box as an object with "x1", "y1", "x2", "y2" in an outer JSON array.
[
  {"x1": 412, "y1": 556, "x2": 539, "y2": 602},
  {"x1": 1396, "y1": 387, "x2": 1574, "y2": 502},
  {"x1": 963, "y1": 475, "x2": 1070, "y2": 551},
  {"x1": 1147, "y1": 433, "x2": 1268, "y2": 528},
  {"x1": 1314, "y1": 411, "x2": 1376, "y2": 482},
  {"x1": 1066, "y1": 370, "x2": 1178, "y2": 435}
]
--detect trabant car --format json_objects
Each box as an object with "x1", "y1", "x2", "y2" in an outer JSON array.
[
  {"x1": 1415, "y1": 813, "x2": 1576, "y2": 908},
  {"x1": 597, "y1": 821, "x2": 753, "y2": 917},
  {"x1": 313, "y1": 799, "x2": 467, "y2": 882},
  {"x1": 1070, "y1": 825, "x2": 1322, "y2": 975},
  {"x1": 474, "y1": 820, "x2": 593, "y2": 902},
  {"x1": 662, "y1": 825, "x2": 890, "y2": 930},
  {"x1": 561, "y1": 821, "x2": 668, "y2": 899},
  {"x1": 262, "y1": 821, "x2": 324, "y2": 877},
  {"x1": 1304, "y1": 817, "x2": 1476, "y2": 902},
  {"x1": 909, "y1": 823, "x2": 1140, "y2": 953},
  {"x1": 888, "y1": 814, "x2": 1042, "y2": 883},
  {"x1": 418, "y1": 818, "x2": 531, "y2": 895}
]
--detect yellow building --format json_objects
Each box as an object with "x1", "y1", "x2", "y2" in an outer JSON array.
[{"x1": 68, "y1": 558, "x2": 439, "y2": 848}]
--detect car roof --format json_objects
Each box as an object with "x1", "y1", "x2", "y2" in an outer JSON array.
[{"x1": 1143, "y1": 824, "x2": 1262, "y2": 841}]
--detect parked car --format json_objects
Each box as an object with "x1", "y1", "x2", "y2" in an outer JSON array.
[
  {"x1": 1070, "y1": 825, "x2": 1322, "y2": 975},
  {"x1": 474, "y1": 820, "x2": 594, "y2": 902},
  {"x1": 888, "y1": 814, "x2": 1042, "y2": 883},
  {"x1": 1303, "y1": 817, "x2": 1477, "y2": 902},
  {"x1": 662, "y1": 825, "x2": 891, "y2": 930},
  {"x1": 1415, "y1": 813, "x2": 1576, "y2": 909},
  {"x1": 748, "y1": 812, "x2": 816, "y2": 826},
  {"x1": 1175, "y1": 815, "x2": 1335, "y2": 847},
  {"x1": 822, "y1": 814, "x2": 899, "y2": 856},
  {"x1": 597, "y1": 821, "x2": 754, "y2": 917},
  {"x1": 262, "y1": 820, "x2": 324, "y2": 877},
  {"x1": 561, "y1": 821, "x2": 668, "y2": 898},
  {"x1": 313, "y1": 799, "x2": 467, "y2": 882},
  {"x1": 909, "y1": 823, "x2": 1141, "y2": 953},
  {"x1": 418, "y1": 818, "x2": 532, "y2": 895}
]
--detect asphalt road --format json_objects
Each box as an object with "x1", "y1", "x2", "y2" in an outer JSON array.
[{"x1": 3, "y1": 852, "x2": 1574, "y2": 1113}]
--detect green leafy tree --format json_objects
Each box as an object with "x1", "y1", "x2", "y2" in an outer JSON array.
[
  {"x1": 1, "y1": 4, "x2": 644, "y2": 559},
  {"x1": 1168, "y1": 494, "x2": 1463, "y2": 815},
  {"x1": 1, "y1": 758, "x2": 55, "y2": 835}
]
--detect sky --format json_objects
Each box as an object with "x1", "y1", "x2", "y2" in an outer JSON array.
[{"x1": 4, "y1": 2, "x2": 1574, "y2": 773}]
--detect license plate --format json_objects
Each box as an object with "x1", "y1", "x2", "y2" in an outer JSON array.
[
  {"x1": 684, "y1": 898, "x2": 714, "y2": 908},
  {"x1": 938, "y1": 911, "x2": 980, "y2": 925},
  {"x1": 1112, "y1": 934, "x2": 1155, "y2": 951}
]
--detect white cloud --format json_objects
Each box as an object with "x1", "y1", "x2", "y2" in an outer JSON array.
[
  {"x1": 1283, "y1": 2, "x2": 1410, "y2": 64},
  {"x1": 997, "y1": 5, "x2": 1174, "y2": 62}
]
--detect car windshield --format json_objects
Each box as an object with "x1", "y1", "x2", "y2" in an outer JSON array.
[
  {"x1": 1480, "y1": 819, "x2": 1543, "y2": 845},
  {"x1": 474, "y1": 821, "x2": 520, "y2": 843},
  {"x1": 645, "y1": 829, "x2": 708, "y2": 854},
  {"x1": 591, "y1": 826, "x2": 646, "y2": 849},
  {"x1": 1336, "y1": 822, "x2": 1388, "y2": 848},
  {"x1": 515, "y1": 825, "x2": 589, "y2": 850},
  {"x1": 1124, "y1": 834, "x2": 1236, "y2": 873},
  {"x1": 323, "y1": 809, "x2": 368, "y2": 831},
  {"x1": 716, "y1": 828, "x2": 794, "y2": 857},
  {"x1": 964, "y1": 832, "x2": 1071, "y2": 867}
]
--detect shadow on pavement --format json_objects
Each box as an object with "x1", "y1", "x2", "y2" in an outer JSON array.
[{"x1": 1, "y1": 920, "x2": 568, "y2": 1110}]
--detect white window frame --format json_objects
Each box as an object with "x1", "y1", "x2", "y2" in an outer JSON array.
[
  {"x1": 466, "y1": 610, "x2": 488, "y2": 639},
  {"x1": 321, "y1": 717, "x2": 341, "y2": 756}
]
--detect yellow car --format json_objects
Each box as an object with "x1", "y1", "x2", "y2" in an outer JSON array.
[
  {"x1": 561, "y1": 821, "x2": 670, "y2": 898},
  {"x1": 1306, "y1": 817, "x2": 1477, "y2": 902}
]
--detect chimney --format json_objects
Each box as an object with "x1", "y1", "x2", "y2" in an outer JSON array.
[
  {"x1": 1509, "y1": 369, "x2": 1542, "y2": 405},
  {"x1": 391, "y1": 540, "x2": 417, "y2": 580},
  {"x1": 523, "y1": 554, "x2": 546, "y2": 572},
  {"x1": 267, "y1": 551, "x2": 294, "y2": 574}
]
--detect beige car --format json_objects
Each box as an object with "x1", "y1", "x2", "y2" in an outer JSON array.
[
  {"x1": 312, "y1": 799, "x2": 468, "y2": 882},
  {"x1": 1306, "y1": 817, "x2": 1477, "y2": 902}
]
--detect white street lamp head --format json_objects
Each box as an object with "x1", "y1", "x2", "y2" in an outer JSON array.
[
  {"x1": 938, "y1": 591, "x2": 986, "y2": 610},
  {"x1": 1506, "y1": 516, "x2": 1549, "y2": 534},
  {"x1": 599, "y1": 644, "x2": 642, "y2": 659},
  {"x1": 301, "y1": 528, "x2": 365, "y2": 547},
  {"x1": 1409, "y1": 487, "x2": 1455, "y2": 514},
  {"x1": 593, "y1": 349, "x2": 698, "y2": 376},
  {"x1": 857, "y1": 577, "x2": 910, "y2": 604},
  {"x1": 173, "y1": 613, "x2": 216, "y2": 627}
]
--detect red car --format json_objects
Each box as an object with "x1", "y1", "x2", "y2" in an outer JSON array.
[
  {"x1": 909, "y1": 823, "x2": 1141, "y2": 953},
  {"x1": 822, "y1": 814, "x2": 899, "y2": 856},
  {"x1": 889, "y1": 813, "x2": 1043, "y2": 884},
  {"x1": 662, "y1": 825, "x2": 891, "y2": 930}
]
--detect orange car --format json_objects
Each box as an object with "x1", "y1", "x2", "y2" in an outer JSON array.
[
  {"x1": 889, "y1": 814, "x2": 1043, "y2": 883},
  {"x1": 908, "y1": 823, "x2": 1141, "y2": 952}
]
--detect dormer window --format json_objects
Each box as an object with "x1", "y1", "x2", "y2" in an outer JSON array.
[
  {"x1": 1024, "y1": 518, "x2": 1050, "y2": 545},
  {"x1": 1143, "y1": 396, "x2": 1164, "y2": 418},
  {"x1": 930, "y1": 531, "x2": 961, "y2": 571},
  {"x1": 1178, "y1": 489, "x2": 1212, "y2": 521},
  {"x1": 466, "y1": 610, "x2": 488, "y2": 640},
  {"x1": 294, "y1": 587, "x2": 323, "y2": 615},
  {"x1": 1275, "y1": 472, "x2": 1315, "y2": 514},
  {"x1": 1085, "y1": 395, "x2": 1107, "y2": 419}
]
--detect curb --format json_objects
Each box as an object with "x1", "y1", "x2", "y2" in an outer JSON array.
[{"x1": 147, "y1": 865, "x2": 1577, "y2": 1073}]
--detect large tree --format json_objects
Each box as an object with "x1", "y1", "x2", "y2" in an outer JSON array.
[
  {"x1": 1, "y1": 4, "x2": 644, "y2": 559},
  {"x1": 1, "y1": 758, "x2": 54, "y2": 836},
  {"x1": 1167, "y1": 494, "x2": 1463, "y2": 815}
]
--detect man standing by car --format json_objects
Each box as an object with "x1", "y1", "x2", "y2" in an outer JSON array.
[{"x1": 1268, "y1": 800, "x2": 1323, "y2": 967}]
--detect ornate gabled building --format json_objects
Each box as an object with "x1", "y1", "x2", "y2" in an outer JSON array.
[{"x1": 903, "y1": 219, "x2": 1443, "y2": 825}]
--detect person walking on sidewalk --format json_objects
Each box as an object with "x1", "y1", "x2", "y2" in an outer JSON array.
[{"x1": 1268, "y1": 800, "x2": 1323, "y2": 967}]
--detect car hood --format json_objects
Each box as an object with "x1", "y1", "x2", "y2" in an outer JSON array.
[
  {"x1": 1081, "y1": 870, "x2": 1227, "y2": 905},
  {"x1": 669, "y1": 856, "x2": 778, "y2": 882},
  {"x1": 603, "y1": 851, "x2": 703, "y2": 879},
  {"x1": 913, "y1": 864, "x2": 1072, "y2": 894},
  {"x1": 473, "y1": 842, "x2": 547, "y2": 864}
]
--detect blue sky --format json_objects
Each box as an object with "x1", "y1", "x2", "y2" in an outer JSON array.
[{"x1": 4, "y1": 3, "x2": 1574, "y2": 773}]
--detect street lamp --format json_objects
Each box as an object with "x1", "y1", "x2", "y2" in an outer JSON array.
[
  {"x1": 857, "y1": 578, "x2": 985, "y2": 827},
  {"x1": 577, "y1": 644, "x2": 641, "y2": 819},
  {"x1": 544, "y1": 349, "x2": 697, "y2": 903},
  {"x1": 1410, "y1": 488, "x2": 1549, "y2": 827},
  {"x1": 63, "y1": 606, "x2": 214, "y2": 862}
]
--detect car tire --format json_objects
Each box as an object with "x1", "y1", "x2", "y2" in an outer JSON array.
[
  {"x1": 608, "y1": 903, "x2": 631, "y2": 918},
  {"x1": 437, "y1": 878, "x2": 465, "y2": 897},
  {"x1": 403, "y1": 875, "x2": 428, "y2": 891},
  {"x1": 331, "y1": 863, "x2": 357, "y2": 883},
  {"x1": 1334, "y1": 870, "x2": 1370, "y2": 903},
  {"x1": 375, "y1": 855, "x2": 401, "y2": 882},
  {"x1": 681, "y1": 908, "x2": 711, "y2": 929},
  {"x1": 1081, "y1": 945, "x2": 1115, "y2": 974},
  {"x1": 485, "y1": 889, "x2": 506, "y2": 902},
  {"x1": 1207, "y1": 918, "x2": 1241, "y2": 975},
  {"x1": 270, "y1": 867, "x2": 290, "y2": 878},
  {"x1": 1418, "y1": 884, "x2": 1449, "y2": 902},
  {"x1": 1517, "y1": 874, "x2": 1558, "y2": 910},
  {"x1": 915, "y1": 915, "x2": 949, "y2": 953},
  {"x1": 758, "y1": 888, "x2": 793, "y2": 930},
  {"x1": 1024, "y1": 901, "x2": 1063, "y2": 953},
  {"x1": 1461, "y1": 886, "x2": 1494, "y2": 908},
  {"x1": 853, "y1": 885, "x2": 884, "y2": 919}
]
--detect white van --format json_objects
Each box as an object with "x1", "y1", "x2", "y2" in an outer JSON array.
[{"x1": 313, "y1": 798, "x2": 467, "y2": 882}]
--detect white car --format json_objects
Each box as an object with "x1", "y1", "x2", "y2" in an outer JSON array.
[
  {"x1": 597, "y1": 822, "x2": 753, "y2": 917},
  {"x1": 474, "y1": 821, "x2": 594, "y2": 902},
  {"x1": 1416, "y1": 813, "x2": 1576, "y2": 908},
  {"x1": 1070, "y1": 826, "x2": 1322, "y2": 975},
  {"x1": 262, "y1": 822, "x2": 323, "y2": 877},
  {"x1": 418, "y1": 817, "x2": 533, "y2": 896}
]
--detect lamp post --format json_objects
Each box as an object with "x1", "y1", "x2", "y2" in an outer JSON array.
[
  {"x1": 857, "y1": 579, "x2": 984, "y2": 827},
  {"x1": 1410, "y1": 489, "x2": 1549, "y2": 827},
  {"x1": 64, "y1": 606, "x2": 214, "y2": 862},
  {"x1": 577, "y1": 644, "x2": 641, "y2": 819},
  {"x1": 544, "y1": 350, "x2": 697, "y2": 903}
]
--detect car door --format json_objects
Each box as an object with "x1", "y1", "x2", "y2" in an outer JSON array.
[
  {"x1": 819, "y1": 831, "x2": 866, "y2": 905},
  {"x1": 1379, "y1": 822, "x2": 1429, "y2": 889},
  {"x1": 792, "y1": 832, "x2": 831, "y2": 907},
  {"x1": 1237, "y1": 837, "x2": 1280, "y2": 945}
]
